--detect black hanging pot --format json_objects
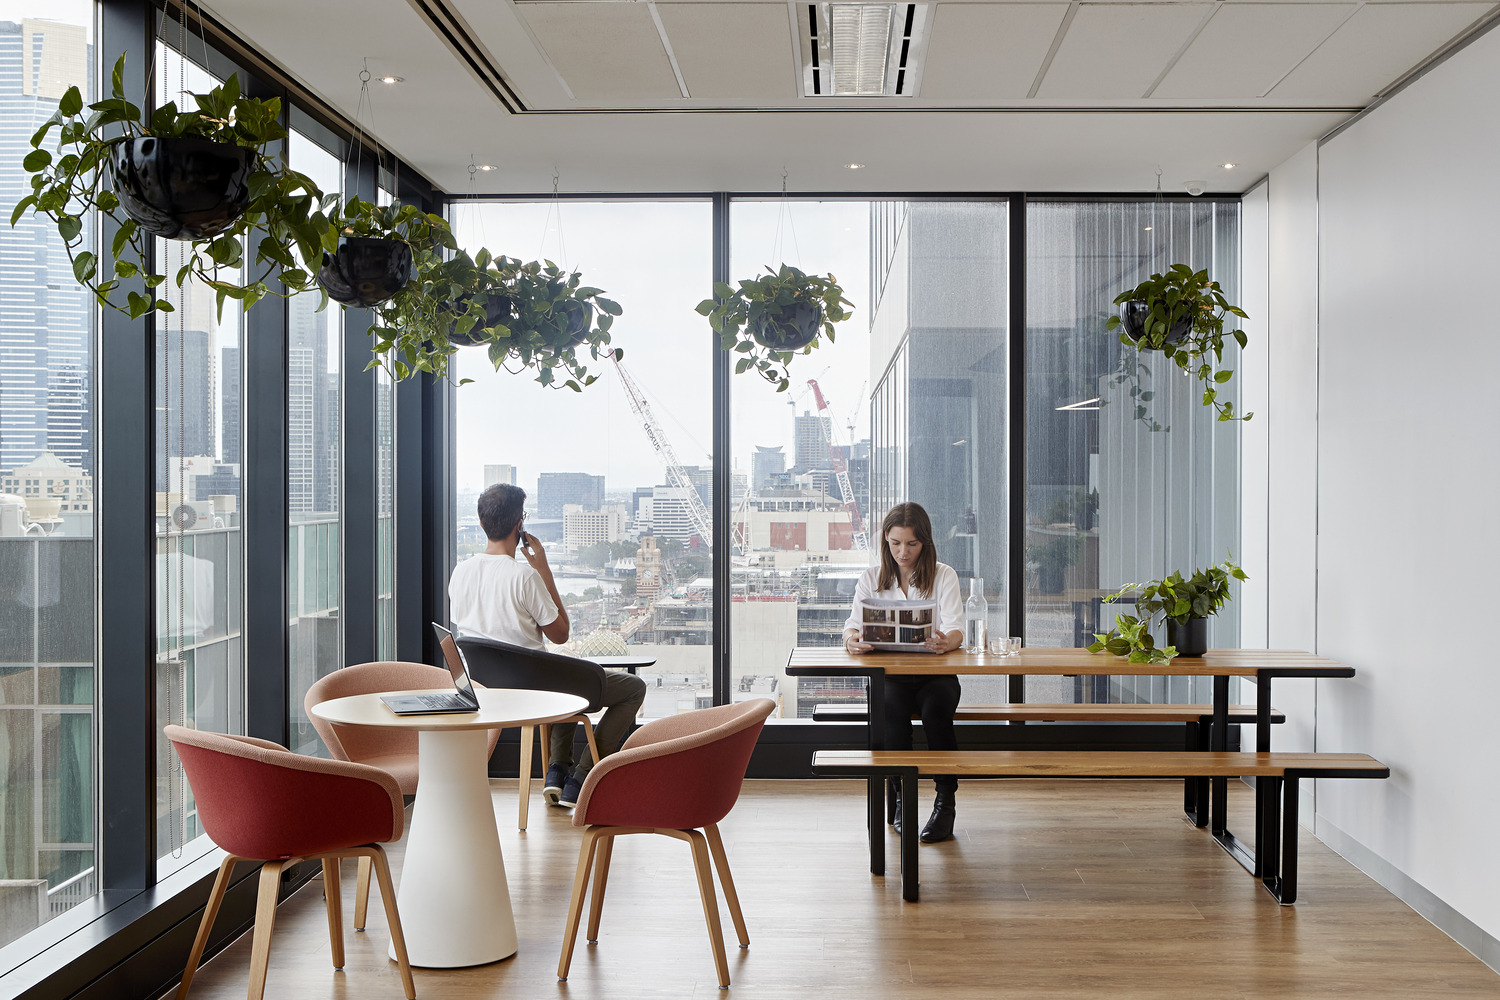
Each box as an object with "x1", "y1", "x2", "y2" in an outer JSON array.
[
  {"x1": 555, "y1": 299, "x2": 594, "y2": 348},
  {"x1": 110, "y1": 136, "x2": 255, "y2": 240},
  {"x1": 446, "y1": 294, "x2": 513, "y2": 347},
  {"x1": 1119, "y1": 300, "x2": 1192, "y2": 345},
  {"x1": 317, "y1": 237, "x2": 413, "y2": 308},
  {"x1": 751, "y1": 301, "x2": 823, "y2": 351},
  {"x1": 1166, "y1": 617, "x2": 1209, "y2": 657}
]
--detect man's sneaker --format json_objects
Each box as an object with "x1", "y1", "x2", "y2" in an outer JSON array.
[
  {"x1": 559, "y1": 772, "x2": 585, "y2": 808},
  {"x1": 542, "y1": 763, "x2": 569, "y2": 806}
]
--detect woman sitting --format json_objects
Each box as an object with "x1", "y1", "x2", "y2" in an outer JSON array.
[{"x1": 841, "y1": 502, "x2": 964, "y2": 843}]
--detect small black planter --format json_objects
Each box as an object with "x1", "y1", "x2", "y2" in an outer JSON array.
[
  {"x1": 1166, "y1": 617, "x2": 1209, "y2": 657},
  {"x1": 752, "y1": 302, "x2": 823, "y2": 351},
  {"x1": 1119, "y1": 300, "x2": 1192, "y2": 345},
  {"x1": 110, "y1": 136, "x2": 255, "y2": 240},
  {"x1": 317, "y1": 237, "x2": 413, "y2": 308},
  {"x1": 447, "y1": 295, "x2": 513, "y2": 347}
]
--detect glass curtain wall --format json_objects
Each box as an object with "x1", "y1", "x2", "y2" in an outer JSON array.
[
  {"x1": 1025, "y1": 199, "x2": 1241, "y2": 703},
  {"x1": 152, "y1": 42, "x2": 248, "y2": 876},
  {"x1": 450, "y1": 200, "x2": 713, "y2": 719},
  {"x1": 285, "y1": 132, "x2": 343, "y2": 754},
  {"x1": 0, "y1": 0, "x2": 99, "y2": 943},
  {"x1": 374, "y1": 184, "x2": 396, "y2": 660},
  {"x1": 729, "y1": 199, "x2": 1010, "y2": 717}
]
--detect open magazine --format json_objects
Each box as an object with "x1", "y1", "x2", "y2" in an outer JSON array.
[{"x1": 857, "y1": 598, "x2": 939, "y2": 652}]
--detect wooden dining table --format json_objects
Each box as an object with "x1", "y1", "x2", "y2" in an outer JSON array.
[{"x1": 786, "y1": 646, "x2": 1355, "y2": 878}]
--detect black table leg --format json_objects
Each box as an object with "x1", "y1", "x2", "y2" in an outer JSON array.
[
  {"x1": 1252, "y1": 673, "x2": 1274, "y2": 876},
  {"x1": 1211, "y1": 674, "x2": 1229, "y2": 836},
  {"x1": 867, "y1": 672, "x2": 886, "y2": 877},
  {"x1": 1185, "y1": 719, "x2": 1210, "y2": 826},
  {"x1": 1263, "y1": 773, "x2": 1298, "y2": 904},
  {"x1": 901, "y1": 769, "x2": 919, "y2": 902}
]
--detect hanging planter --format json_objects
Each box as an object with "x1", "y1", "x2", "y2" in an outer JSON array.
[
  {"x1": 15, "y1": 55, "x2": 329, "y2": 320},
  {"x1": 1105, "y1": 264, "x2": 1252, "y2": 422},
  {"x1": 110, "y1": 136, "x2": 255, "y2": 240},
  {"x1": 697, "y1": 265, "x2": 853, "y2": 391},
  {"x1": 446, "y1": 294, "x2": 513, "y2": 347},
  {"x1": 317, "y1": 236, "x2": 413, "y2": 307}
]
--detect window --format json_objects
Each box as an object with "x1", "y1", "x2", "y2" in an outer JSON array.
[
  {"x1": 0, "y1": 0, "x2": 99, "y2": 944},
  {"x1": 286, "y1": 131, "x2": 344, "y2": 754},
  {"x1": 450, "y1": 200, "x2": 713, "y2": 718},
  {"x1": 730, "y1": 199, "x2": 1011, "y2": 716},
  {"x1": 1025, "y1": 199, "x2": 1241, "y2": 703},
  {"x1": 153, "y1": 43, "x2": 247, "y2": 876}
]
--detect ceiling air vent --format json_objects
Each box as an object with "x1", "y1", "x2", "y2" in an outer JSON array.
[{"x1": 801, "y1": 3, "x2": 930, "y2": 98}]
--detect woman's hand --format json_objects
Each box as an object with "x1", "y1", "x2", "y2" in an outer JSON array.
[
  {"x1": 924, "y1": 630, "x2": 963, "y2": 654},
  {"x1": 844, "y1": 634, "x2": 874, "y2": 656}
]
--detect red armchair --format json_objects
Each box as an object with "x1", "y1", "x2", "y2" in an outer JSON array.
[
  {"x1": 557, "y1": 698, "x2": 776, "y2": 989},
  {"x1": 164, "y1": 725, "x2": 416, "y2": 1000},
  {"x1": 305, "y1": 660, "x2": 501, "y2": 926}
]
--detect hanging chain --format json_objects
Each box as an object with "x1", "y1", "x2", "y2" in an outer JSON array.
[
  {"x1": 540, "y1": 170, "x2": 569, "y2": 269},
  {"x1": 771, "y1": 167, "x2": 803, "y2": 268}
]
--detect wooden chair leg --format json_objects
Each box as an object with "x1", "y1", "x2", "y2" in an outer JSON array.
[
  {"x1": 177, "y1": 854, "x2": 237, "y2": 1000},
  {"x1": 586, "y1": 833, "x2": 615, "y2": 943},
  {"x1": 353, "y1": 855, "x2": 372, "y2": 931},
  {"x1": 558, "y1": 827, "x2": 603, "y2": 981},
  {"x1": 687, "y1": 830, "x2": 731, "y2": 989},
  {"x1": 245, "y1": 861, "x2": 286, "y2": 1000},
  {"x1": 518, "y1": 724, "x2": 535, "y2": 830},
  {"x1": 581, "y1": 717, "x2": 601, "y2": 767},
  {"x1": 321, "y1": 858, "x2": 345, "y2": 969},
  {"x1": 704, "y1": 824, "x2": 749, "y2": 948},
  {"x1": 363, "y1": 845, "x2": 416, "y2": 1000}
]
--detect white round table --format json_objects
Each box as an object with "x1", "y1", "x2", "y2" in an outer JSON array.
[{"x1": 309, "y1": 687, "x2": 588, "y2": 967}]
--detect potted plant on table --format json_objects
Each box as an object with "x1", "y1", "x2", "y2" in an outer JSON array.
[
  {"x1": 1087, "y1": 557, "x2": 1247, "y2": 662},
  {"x1": 696, "y1": 265, "x2": 853, "y2": 391},
  {"x1": 1105, "y1": 264, "x2": 1252, "y2": 422},
  {"x1": 16, "y1": 54, "x2": 328, "y2": 319}
]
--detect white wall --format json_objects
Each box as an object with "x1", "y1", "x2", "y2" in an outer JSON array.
[{"x1": 1261, "y1": 22, "x2": 1500, "y2": 955}]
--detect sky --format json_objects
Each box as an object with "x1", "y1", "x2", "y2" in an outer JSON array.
[{"x1": 451, "y1": 199, "x2": 873, "y2": 496}]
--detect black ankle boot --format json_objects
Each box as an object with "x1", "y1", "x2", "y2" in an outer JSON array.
[
  {"x1": 920, "y1": 790, "x2": 956, "y2": 844},
  {"x1": 889, "y1": 778, "x2": 902, "y2": 833}
]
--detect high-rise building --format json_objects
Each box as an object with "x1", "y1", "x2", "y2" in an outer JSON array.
[
  {"x1": 751, "y1": 445, "x2": 785, "y2": 491},
  {"x1": 286, "y1": 299, "x2": 335, "y2": 514},
  {"x1": 536, "y1": 472, "x2": 604, "y2": 517},
  {"x1": 154, "y1": 328, "x2": 215, "y2": 482},
  {"x1": 221, "y1": 348, "x2": 241, "y2": 465},
  {"x1": 793, "y1": 410, "x2": 829, "y2": 472},
  {"x1": 0, "y1": 20, "x2": 94, "y2": 478},
  {"x1": 484, "y1": 464, "x2": 517, "y2": 488}
]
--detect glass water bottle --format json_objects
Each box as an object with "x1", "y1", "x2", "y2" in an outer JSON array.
[{"x1": 964, "y1": 578, "x2": 989, "y2": 652}]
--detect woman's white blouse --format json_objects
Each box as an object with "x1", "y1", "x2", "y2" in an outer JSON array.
[{"x1": 842, "y1": 562, "x2": 965, "y2": 636}]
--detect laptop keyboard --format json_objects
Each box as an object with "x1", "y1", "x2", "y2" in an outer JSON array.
[{"x1": 415, "y1": 694, "x2": 468, "y2": 709}]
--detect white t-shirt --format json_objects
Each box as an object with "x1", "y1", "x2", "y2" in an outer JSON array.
[
  {"x1": 842, "y1": 562, "x2": 965, "y2": 636},
  {"x1": 448, "y1": 553, "x2": 560, "y2": 650}
]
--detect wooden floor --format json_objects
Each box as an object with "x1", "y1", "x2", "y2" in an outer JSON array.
[{"x1": 164, "y1": 779, "x2": 1500, "y2": 1000}]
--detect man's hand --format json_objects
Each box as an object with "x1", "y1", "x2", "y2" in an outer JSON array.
[{"x1": 520, "y1": 531, "x2": 548, "y2": 566}]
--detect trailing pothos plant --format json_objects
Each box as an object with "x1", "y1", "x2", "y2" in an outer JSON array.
[
  {"x1": 1105, "y1": 264, "x2": 1252, "y2": 422},
  {"x1": 16, "y1": 54, "x2": 329, "y2": 319},
  {"x1": 696, "y1": 265, "x2": 853, "y2": 391},
  {"x1": 1087, "y1": 557, "x2": 1248, "y2": 663}
]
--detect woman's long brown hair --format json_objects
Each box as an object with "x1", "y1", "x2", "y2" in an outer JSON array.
[{"x1": 877, "y1": 502, "x2": 937, "y2": 596}]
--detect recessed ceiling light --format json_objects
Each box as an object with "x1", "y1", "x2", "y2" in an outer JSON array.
[
  {"x1": 844, "y1": 162, "x2": 865, "y2": 170},
  {"x1": 379, "y1": 75, "x2": 404, "y2": 85},
  {"x1": 1143, "y1": 226, "x2": 1153, "y2": 231},
  {"x1": 1222, "y1": 162, "x2": 1236, "y2": 169},
  {"x1": 475, "y1": 164, "x2": 496, "y2": 171}
]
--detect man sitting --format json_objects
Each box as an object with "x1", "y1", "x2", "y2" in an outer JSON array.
[{"x1": 448, "y1": 483, "x2": 647, "y2": 808}]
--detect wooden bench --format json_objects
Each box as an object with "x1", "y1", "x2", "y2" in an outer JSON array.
[
  {"x1": 811, "y1": 703, "x2": 1288, "y2": 825},
  {"x1": 811, "y1": 749, "x2": 1390, "y2": 905}
]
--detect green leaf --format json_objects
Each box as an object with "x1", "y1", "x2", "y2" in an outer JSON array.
[
  {"x1": 59, "y1": 86, "x2": 84, "y2": 117},
  {"x1": 22, "y1": 149, "x2": 52, "y2": 172},
  {"x1": 9, "y1": 195, "x2": 37, "y2": 227},
  {"x1": 1214, "y1": 370, "x2": 1233, "y2": 383},
  {"x1": 72, "y1": 251, "x2": 96, "y2": 283},
  {"x1": 110, "y1": 54, "x2": 126, "y2": 101},
  {"x1": 57, "y1": 215, "x2": 82, "y2": 242}
]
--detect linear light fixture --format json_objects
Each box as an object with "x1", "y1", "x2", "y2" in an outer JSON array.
[
  {"x1": 801, "y1": 3, "x2": 931, "y2": 98},
  {"x1": 1055, "y1": 397, "x2": 1102, "y2": 411}
]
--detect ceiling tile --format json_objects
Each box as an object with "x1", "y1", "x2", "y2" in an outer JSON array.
[
  {"x1": 1267, "y1": 2, "x2": 1494, "y2": 104},
  {"x1": 517, "y1": 3, "x2": 682, "y2": 103},
  {"x1": 1154, "y1": 4, "x2": 1356, "y2": 100},
  {"x1": 654, "y1": 3, "x2": 795, "y2": 102},
  {"x1": 919, "y1": 3, "x2": 1071, "y2": 101},
  {"x1": 1037, "y1": 4, "x2": 1214, "y2": 100}
]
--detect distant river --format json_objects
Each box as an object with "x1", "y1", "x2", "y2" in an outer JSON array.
[{"x1": 553, "y1": 573, "x2": 623, "y2": 598}]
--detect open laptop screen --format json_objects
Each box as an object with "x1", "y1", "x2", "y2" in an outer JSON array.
[{"x1": 432, "y1": 623, "x2": 480, "y2": 706}]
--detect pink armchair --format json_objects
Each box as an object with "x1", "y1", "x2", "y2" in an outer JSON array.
[
  {"x1": 557, "y1": 698, "x2": 776, "y2": 989},
  {"x1": 164, "y1": 725, "x2": 416, "y2": 1000}
]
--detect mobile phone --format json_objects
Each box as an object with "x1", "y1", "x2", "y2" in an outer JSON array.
[{"x1": 518, "y1": 521, "x2": 531, "y2": 554}]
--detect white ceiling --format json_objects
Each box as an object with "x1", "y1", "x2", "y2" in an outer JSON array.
[{"x1": 201, "y1": 0, "x2": 1497, "y2": 194}]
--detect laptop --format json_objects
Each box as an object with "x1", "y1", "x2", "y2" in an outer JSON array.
[{"x1": 379, "y1": 623, "x2": 481, "y2": 715}]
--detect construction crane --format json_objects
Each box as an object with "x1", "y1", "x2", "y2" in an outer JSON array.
[
  {"x1": 806, "y1": 379, "x2": 869, "y2": 551},
  {"x1": 611, "y1": 356, "x2": 716, "y2": 551}
]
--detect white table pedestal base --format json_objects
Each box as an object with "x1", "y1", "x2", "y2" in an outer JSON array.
[{"x1": 390, "y1": 728, "x2": 517, "y2": 966}]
